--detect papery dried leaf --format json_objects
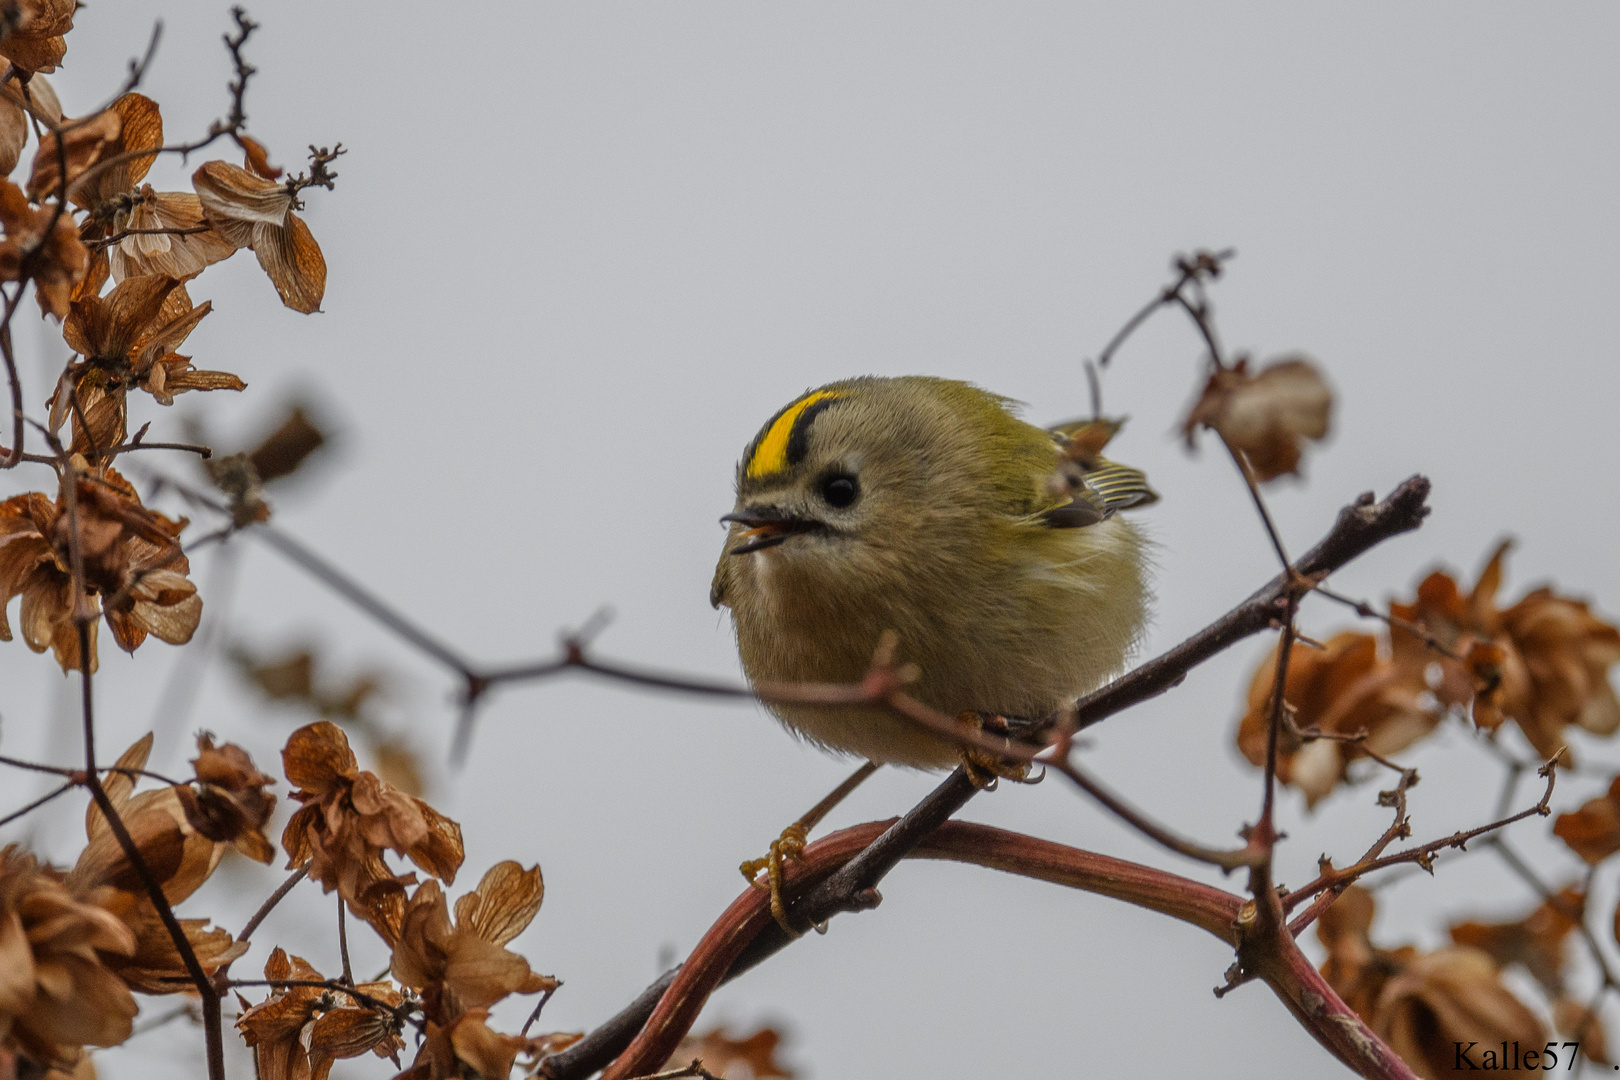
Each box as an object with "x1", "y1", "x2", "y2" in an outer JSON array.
[
  {"x1": 453, "y1": 861, "x2": 543, "y2": 949},
  {"x1": 1554, "y1": 778, "x2": 1620, "y2": 865},
  {"x1": 1449, "y1": 886, "x2": 1584, "y2": 994},
  {"x1": 1236, "y1": 632, "x2": 1437, "y2": 807},
  {"x1": 671, "y1": 1025, "x2": 795, "y2": 1079},
  {"x1": 175, "y1": 733, "x2": 277, "y2": 863},
  {"x1": 193, "y1": 160, "x2": 291, "y2": 231},
  {"x1": 238, "y1": 135, "x2": 282, "y2": 180},
  {"x1": 447, "y1": 1009, "x2": 528, "y2": 1080},
  {"x1": 282, "y1": 719, "x2": 359, "y2": 793},
  {"x1": 0, "y1": 176, "x2": 86, "y2": 315},
  {"x1": 0, "y1": 0, "x2": 75, "y2": 73},
  {"x1": 249, "y1": 406, "x2": 325, "y2": 482},
  {"x1": 69, "y1": 93, "x2": 162, "y2": 210},
  {"x1": 0, "y1": 846, "x2": 137, "y2": 1063},
  {"x1": 253, "y1": 212, "x2": 325, "y2": 313},
  {"x1": 107, "y1": 913, "x2": 247, "y2": 994},
  {"x1": 26, "y1": 109, "x2": 119, "y2": 203},
  {"x1": 1182, "y1": 355, "x2": 1333, "y2": 481},
  {"x1": 107, "y1": 186, "x2": 238, "y2": 283}
]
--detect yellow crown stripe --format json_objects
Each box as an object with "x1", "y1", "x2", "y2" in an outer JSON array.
[{"x1": 746, "y1": 390, "x2": 843, "y2": 479}]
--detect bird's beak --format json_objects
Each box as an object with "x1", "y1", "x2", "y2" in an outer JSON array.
[{"x1": 721, "y1": 505, "x2": 816, "y2": 555}]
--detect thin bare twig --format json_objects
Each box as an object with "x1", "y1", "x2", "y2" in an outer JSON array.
[
  {"x1": 1283, "y1": 753, "x2": 1562, "y2": 934},
  {"x1": 237, "y1": 863, "x2": 309, "y2": 942},
  {"x1": 0, "y1": 780, "x2": 76, "y2": 829}
]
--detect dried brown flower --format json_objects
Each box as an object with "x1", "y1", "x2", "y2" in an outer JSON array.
[
  {"x1": 64, "y1": 734, "x2": 241, "y2": 995},
  {"x1": 193, "y1": 160, "x2": 326, "y2": 313},
  {"x1": 237, "y1": 948, "x2": 404, "y2": 1080},
  {"x1": 0, "y1": 468, "x2": 201, "y2": 672},
  {"x1": 1181, "y1": 354, "x2": 1332, "y2": 481},
  {"x1": 1391, "y1": 543, "x2": 1620, "y2": 760},
  {"x1": 0, "y1": 845, "x2": 137, "y2": 1067},
  {"x1": 173, "y1": 733, "x2": 277, "y2": 864},
  {"x1": 103, "y1": 185, "x2": 237, "y2": 284},
  {"x1": 0, "y1": 69, "x2": 59, "y2": 176},
  {"x1": 0, "y1": 176, "x2": 85, "y2": 317},
  {"x1": 1319, "y1": 887, "x2": 1550, "y2": 1079},
  {"x1": 388, "y1": 863, "x2": 552, "y2": 1014},
  {"x1": 1376, "y1": 948, "x2": 1548, "y2": 1078},
  {"x1": 281, "y1": 721, "x2": 463, "y2": 930},
  {"x1": 1499, "y1": 587, "x2": 1620, "y2": 758},
  {"x1": 59, "y1": 274, "x2": 242, "y2": 448},
  {"x1": 27, "y1": 94, "x2": 158, "y2": 211},
  {"x1": 0, "y1": 0, "x2": 75, "y2": 74},
  {"x1": 1236, "y1": 632, "x2": 1436, "y2": 807}
]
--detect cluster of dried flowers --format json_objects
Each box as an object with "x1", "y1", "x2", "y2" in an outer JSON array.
[
  {"x1": 0, "y1": 721, "x2": 572, "y2": 1080},
  {"x1": 0, "y1": 6, "x2": 336, "y2": 674},
  {"x1": 1318, "y1": 885, "x2": 1603, "y2": 1078},
  {"x1": 1237, "y1": 543, "x2": 1620, "y2": 806}
]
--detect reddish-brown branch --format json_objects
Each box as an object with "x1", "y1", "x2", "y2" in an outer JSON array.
[
  {"x1": 591, "y1": 821, "x2": 1243, "y2": 1080},
  {"x1": 577, "y1": 819, "x2": 1418, "y2": 1080},
  {"x1": 1260, "y1": 934, "x2": 1422, "y2": 1080}
]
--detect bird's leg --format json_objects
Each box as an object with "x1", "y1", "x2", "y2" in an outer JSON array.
[
  {"x1": 742, "y1": 760, "x2": 881, "y2": 934},
  {"x1": 958, "y1": 712, "x2": 1032, "y2": 790}
]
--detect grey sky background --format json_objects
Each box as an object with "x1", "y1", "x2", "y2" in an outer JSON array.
[{"x1": 1, "y1": 3, "x2": 1618, "y2": 1077}]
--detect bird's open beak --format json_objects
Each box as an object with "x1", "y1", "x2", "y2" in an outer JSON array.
[{"x1": 721, "y1": 506, "x2": 816, "y2": 555}]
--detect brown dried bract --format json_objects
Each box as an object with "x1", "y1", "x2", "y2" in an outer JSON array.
[
  {"x1": 1552, "y1": 777, "x2": 1620, "y2": 865},
  {"x1": 25, "y1": 109, "x2": 121, "y2": 206},
  {"x1": 0, "y1": 69, "x2": 60, "y2": 177},
  {"x1": 388, "y1": 863, "x2": 553, "y2": 1014},
  {"x1": 237, "y1": 948, "x2": 405, "y2": 1080},
  {"x1": 0, "y1": 845, "x2": 138, "y2": 1067},
  {"x1": 0, "y1": 0, "x2": 75, "y2": 74},
  {"x1": 1236, "y1": 632, "x2": 1436, "y2": 807},
  {"x1": 0, "y1": 468, "x2": 201, "y2": 671},
  {"x1": 1448, "y1": 886, "x2": 1584, "y2": 995},
  {"x1": 0, "y1": 176, "x2": 86, "y2": 317},
  {"x1": 1182, "y1": 354, "x2": 1332, "y2": 481},
  {"x1": 103, "y1": 185, "x2": 237, "y2": 284},
  {"x1": 174, "y1": 733, "x2": 278, "y2": 864},
  {"x1": 28, "y1": 93, "x2": 159, "y2": 211},
  {"x1": 280, "y1": 721, "x2": 463, "y2": 932},
  {"x1": 193, "y1": 160, "x2": 326, "y2": 313},
  {"x1": 669, "y1": 1025, "x2": 796, "y2": 1079}
]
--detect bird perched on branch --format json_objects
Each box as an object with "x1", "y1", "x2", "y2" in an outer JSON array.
[
  {"x1": 712, "y1": 375, "x2": 1157, "y2": 929},
  {"x1": 713, "y1": 374, "x2": 1155, "y2": 768}
]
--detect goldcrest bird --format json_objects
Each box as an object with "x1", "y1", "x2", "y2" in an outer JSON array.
[{"x1": 712, "y1": 375, "x2": 1156, "y2": 771}]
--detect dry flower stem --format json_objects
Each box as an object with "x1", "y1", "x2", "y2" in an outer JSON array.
[{"x1": 79, "y1": 625, "x2": 227, "y2": 1080}]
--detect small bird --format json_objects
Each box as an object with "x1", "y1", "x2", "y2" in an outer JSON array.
[{"x1": 712, "y1": 375, "x2": 1156, "y2": 771}]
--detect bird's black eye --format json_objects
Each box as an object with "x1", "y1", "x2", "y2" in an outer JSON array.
[{"x1": 820, "y1": 473, "x2": 859, "y2": 509}]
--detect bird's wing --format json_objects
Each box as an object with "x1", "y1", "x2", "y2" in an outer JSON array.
[{"x1": 1038, "y1": 422, "x2": 1159, "y2": 530}]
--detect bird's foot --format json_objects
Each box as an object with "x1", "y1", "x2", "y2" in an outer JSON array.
[
  {"x1": 958, "y1": 712, "x2": 1033, "y2": 790},
  {"x1": 740, "y1": 822, "x2": 809, "y2": 936}
]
